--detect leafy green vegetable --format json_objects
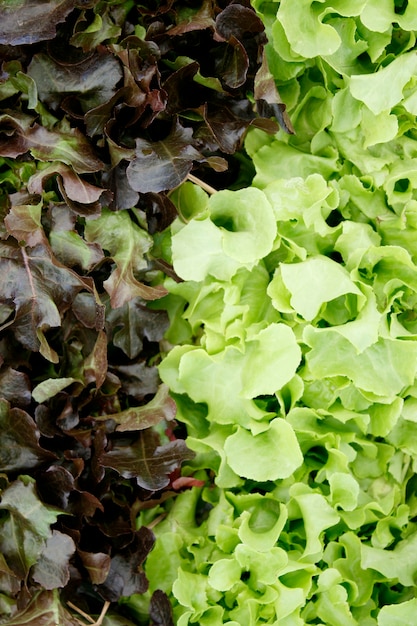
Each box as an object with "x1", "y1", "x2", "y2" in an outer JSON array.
[
  {"x1": 0, "y1": 0, "x2": 283, "y2": 621},
  {"x1": 135, "y1": 2, "x2": 417, "y2": 623}
]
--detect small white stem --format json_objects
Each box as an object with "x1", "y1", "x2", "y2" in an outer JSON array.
[{"x1": 187, "y1": 173, "x2": 217, "y2": 195}]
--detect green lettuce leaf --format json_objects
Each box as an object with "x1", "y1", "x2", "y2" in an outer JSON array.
[{"x1": 171, "y1": 188, "x2": 276, "y2": 281}]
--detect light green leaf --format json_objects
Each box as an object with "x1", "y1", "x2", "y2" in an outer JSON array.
[
  {"x1": 208, "y1": 188, "x2": 276, "y2": 263},
  {"x1": 277, "y1": 0, "x2": 342, "y2": 58},
  {"x1": 172, "y1": 217, "x2": 241, "y2": 281},
  {"x1": 304, "y1": 329, "x2": 417, "y2": 397},
  {"x1": 378, "y1": 599, "x2": 417, "y2": 626},
  {"x1": 172, "y1": 569, "x2": 209, "y2": 614},
  {"x1": 289, "y1": 488, "x2": 340, "y2": 561},
  {"x1": 238, "y1": 500, "x2": 288, "y2": 552},
  {"x1": 279, "y1": 256, "x2": 362, "y2": 321},
  {"x1": 241, "y1": 323, "x2": 301, "y2": 397},
  {"x1": 323, "y1": 17, "x2": 368, "y2": 76},
  {"x1": 361, "y1": 108, "x2": 398, "y2": 148},
  {"x1": 361, "y1": 531, "x2": 417, "y2": 586},
  {"x1": 329, "y1": 473, "x2": 359, "y2": 511},
  {"x1": 252, "y1": 142, "x2": 340, "y2": 187},
  {"x1": 331, "y1": 88, "x2": 362, "y2": 134},
  {"x1": 178, "y1": 346, "x2": 263, "y2": 426},
  {"x1": 335, "y1": 220, "x2": 382, "y2": 265},
  {"x1": 208, "y1": 558, "x2": 241, "y2": 592},
  {"x1": 171, "y1": 180, "x2": 209, "y2": 221},
  {"x1": 171, "y1": 188, "x2": 276, "y2": 281},
  {"x1": 311, "y1": 284, "x2": 381, "y2": 353},
  {"x1": 361, "y1": 0, "x2": 417, "y2": 33},
  {"x1": 187, "y1": 425, "x2": 244, "y2": 489},
  {"x1": 264, "y1": 174, "x2": 338, "y2": 236},
  {"x1": 234, "y1": 543, "x2": 288, "y2": 586},
  {"x1": 224, "y1": 418, "x2": 303, "y2": 481},
  {"x1": 145, "y1": 532, "x2": 184, "y2": 593},
  {"x1": 273, "y1": 580, "x2": 307, "y2": 622},
  {"x1": 314, "y1": 582, "x2": 357, "y2": 626},
  {"x1": 32, "y1": 377, "x2": 78, "y2": 403},
  {"x1": 367, "y1": 398, "x2": 403, "y2": 437},
  {"x1": 349, "y1": 52, "x2": 417, "y2": 114}
]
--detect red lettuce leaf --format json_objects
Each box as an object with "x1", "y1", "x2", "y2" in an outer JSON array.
[
  {"x1": 150, "y1": 589, "x2": 175, "y2": 626},
  {"x1": 96, "y1": 527, "x2": 155, "y2": 601},
  {"x1": 4, "y1": 590, "x2": 80, "y2": 625},
  {"x1": 0, "y1": 0, "x2": 77, "y2": 46},
  {"x1": 27, "y1": 51, "x2": 123, "y2": 113},
  {"x1": 126, "y1": 121, "x2": 220, "y2": 193},
  {"x1": 100, "y1": 429, "x2": 195, "y2": 491},
  {"x1": 0, "y1": 399, "x2": 56, "y2": 472},
  {"x1": 0, "y1": 241, "x2": 93, "y2": 361},
  {"x1": 31, "y1": 531, "x2": 76, "y2": 590}
]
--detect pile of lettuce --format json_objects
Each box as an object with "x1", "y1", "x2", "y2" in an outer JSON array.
[
  {"x1": 126, "y1": 2, "x2": 417, "y2": 624},
  {"x1": 0, "y1": 0, "x2": 286, "y2": 623}
]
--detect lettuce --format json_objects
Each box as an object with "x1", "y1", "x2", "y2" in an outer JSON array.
[
  {"x1": 129, "y1": 1, "x2": 417, "y2": 623},
  {"x1": 171, "y1": 187, "x2": 277, "y2": 281}
]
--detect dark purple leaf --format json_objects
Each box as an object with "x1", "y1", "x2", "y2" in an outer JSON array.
[
  {"x1": 0, "y1": 0, "x2": 77, "y2": 46},
  {"x1": 0, "y1": 366, "x2": 31, "y2": 407},
  {"x1": 166, "y1": 0, "x2": 215, "y2": 36},
  {"x1": 100, "y1": 429, "x2": 195, "y2": 491},
  {"x1": 101, "y1": 162, "x2": 140, "y2": 211},
  {"x1": 72, "y1": 292, "x2": 105, "y2": 330},
  {"x1": 0, "y1": 241, "x2": 90, "y2": 361},
  {"x1": 0, "y1": 112, "x2": 35, "y2": 159},
  {"x1": 0, "y1": 553, "x2": 20, "y2": 597},
  {"x1": 29, "y1": 125, "x2": 105, "y2": 174},
  {"x1": 5, "y1": 590, "x2": 80, "y2": 625},
  {"x1": 36, "y1": 465, "x2": 75, "y2": 510},
  {"x1": 67, "y1": 490, "x2": 104, "y2": 520},
  {"x1": 212, "y1": 36, "x2": 249, "y2": 90},
  {"x1": 27, "y1": 52, "x2": 123, "y2": 113},
  {"x1": 215, "y1": 4, "x2": 265, "y2": 42},
  {"x1": 162, "y1": 61, "x2": 201, "y2": 116},
  {"x1": 150, "y1": 589, "x2": 174, "y2": 626},
  {"x1": 31, "y1": 531, "x2": 76, "y2": 590},
  {"x1": 91, "y1": 500, "x2": 134, "y2": 540},
  {"x1": 201, "y1": 101, "x2": 252, "y2": 154},
  {"x1": 254, "y1": 53, "x2": 294, "y2": 134},
  {"x1": 114, "y1": 362, "x2": 160, "y2": 400},
  {"x1": 106, "y1": 299, "x2": 169, "y2": 360},
  {"x1": 96, "y1": 527, "x2": 155, "y2": 601},
  {"x1": 0, "y1": 399, "x2": 56, "y2": 472},
  {"x1": 0, "y1": 114, "x2": 105, "y2": 173},
  {"x1": 95, "y1": 384, "x2": 176, "y2": 432},
  {"x1": 28, "y1": 163, "x2": 106, "y2": 205},
  {"x1": 142, "y1": 192, "x2": 178, "y2": 234},
  {"x1": 120, "y1": 38, "x2": 161, "y2": 92},
  {"x1": 126, "y1": 122, "x2": 203, "y2": 193},
  {"x1": 78, "y1": 550, "x2": 111, "y2": 585},
  {"x1": 84, "y1": 330, "x2": 108, "y2": 390},
  {"x1": 4, "y1": 199, "x2": 47, "y2": 248},
  {"x1": 135, "y1": 0, "x2": 174, "y2": 17}
]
